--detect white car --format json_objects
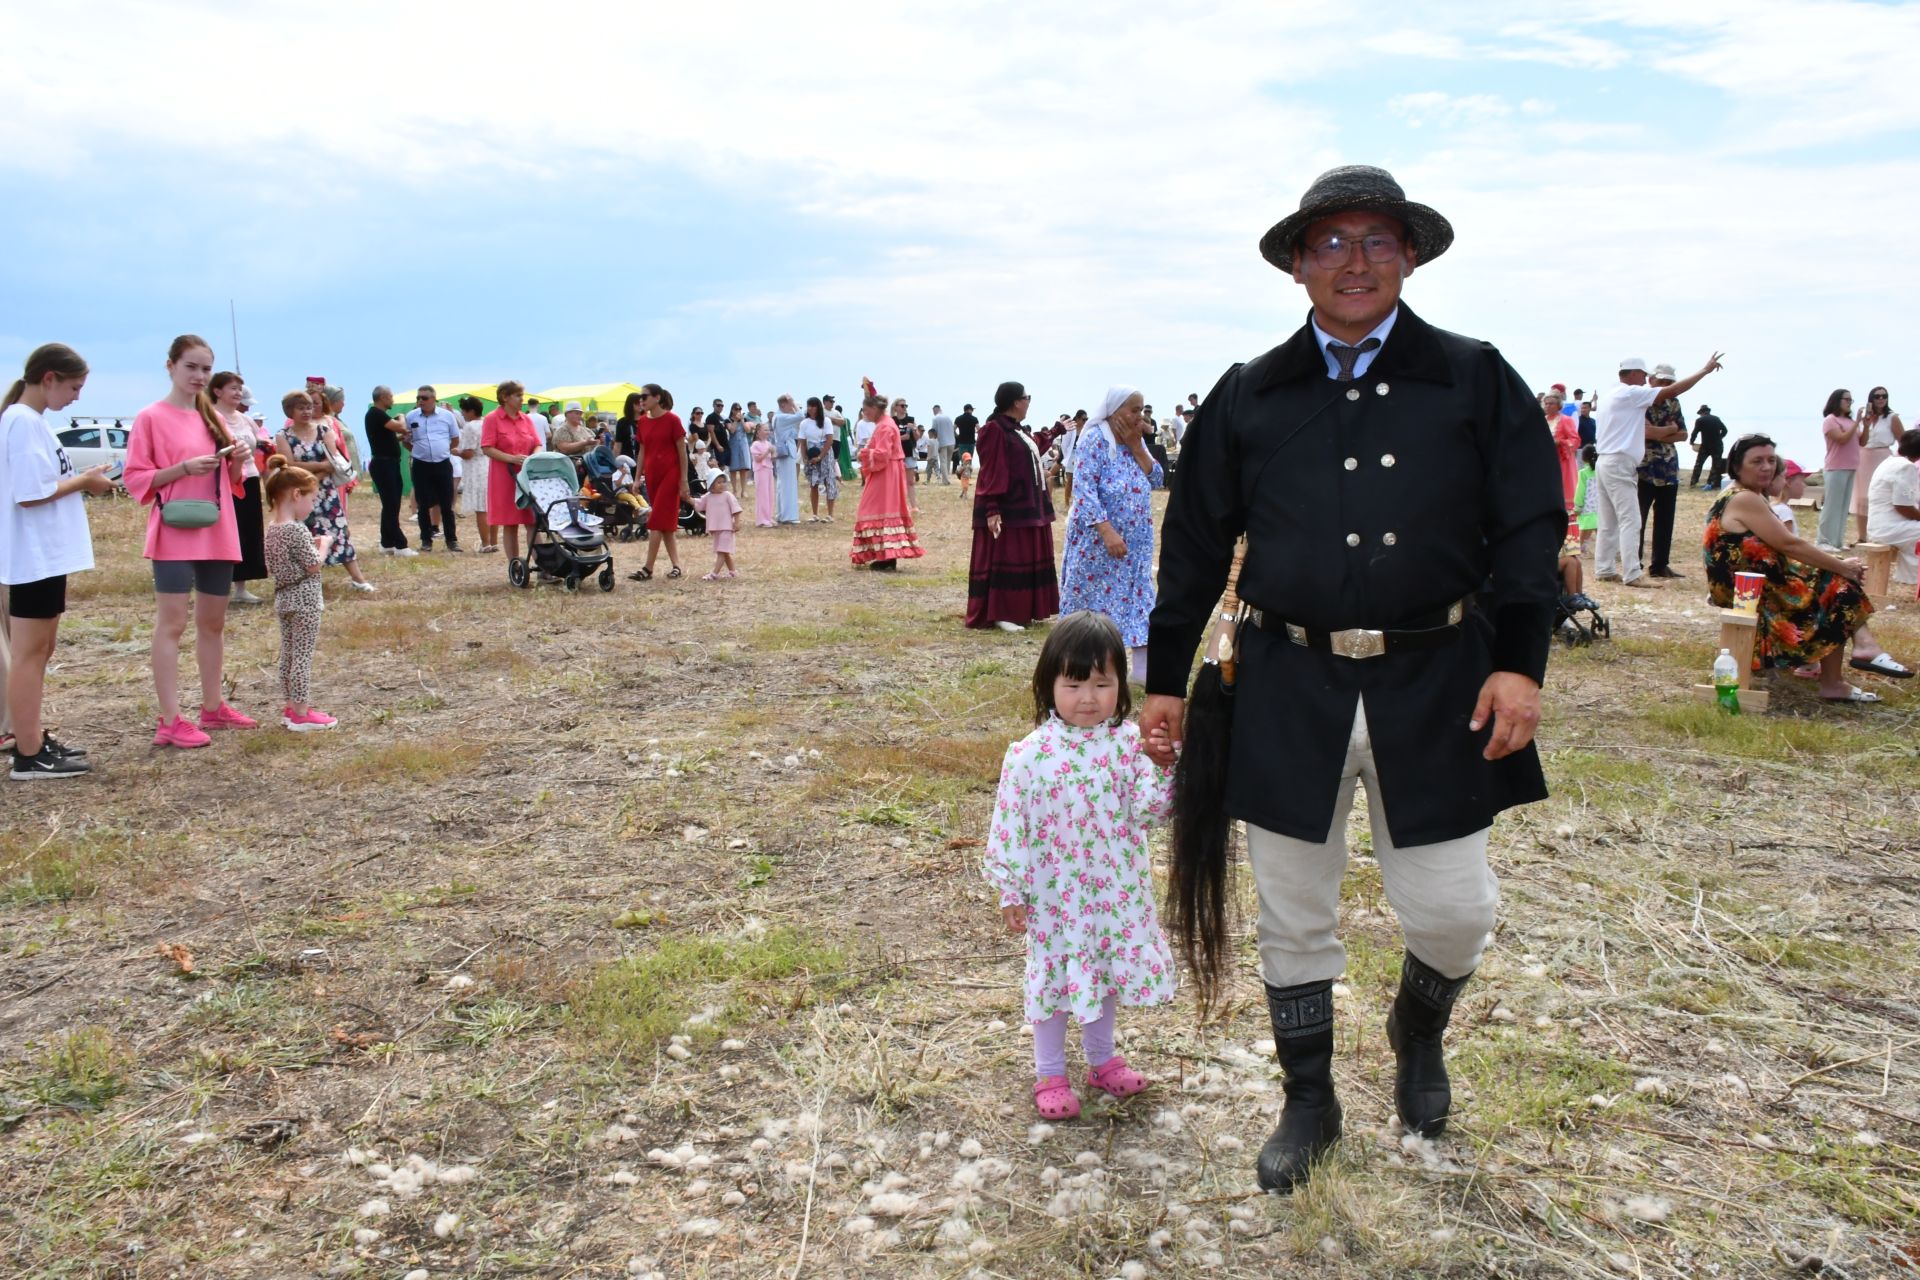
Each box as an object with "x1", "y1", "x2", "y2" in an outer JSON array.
[{"x1": 56, "y1": 419, "x2": 131, "y2": 472}]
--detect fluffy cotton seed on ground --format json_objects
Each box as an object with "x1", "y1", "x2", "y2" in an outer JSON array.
[
  {"x1": 665, "y1": 1043, "x2": 693, "y2": 1061},
  {"x1": 1489, "y1": 1006, "x2": 1517, "y2": 1023},
  {"x1": 1213, "y1": 1135, "x2": 1244, "y2": 1151},
  {"x1": 404, "y1": 1271, "x2": 429, "y2": 1280},
  {"x1": 437, "y1": 1164, "x2": 477, "y2": 1185},
  {"x1": 680, "y1": 1218, "x2": 723, "y2": 1237},
  {"x1": 1028, "y1": 1123, "x2": 1054, "y2": 1144},
  {"x1": 433, "y1": 1211, "x2": 462, "y2": 1239},
  {"x1": 444, "y1": 974, "x2": 475, "y2": 991},
  {"x1": 844, "y1": 1216, "x2": 876, "y2": 1235},
  {"x1": 1623, "y1": 1195, "x2": 1672, "y2": 1223},
  {"x1": 352, "y1": 1227, "x2": 381, "y2": 1245},
  {"x1": 1119, "y1": 1262, "x2": 1149, "y2": 1280},
  {"x1": 722, "y1": 1190, "x2": 747, "y2": 1207},
  {"x1": 868, "y1": 1192, "x2": 920, "y2": 1217},
  {"x1": 358, "y1": 1198, "x2": 390, "y2": 1218},
  {"x1": 610, "y1": 1170, "x2": 639, "y2": 1186},
  {"x1": 1554, "y1": 823, "x2": 1576, "y2": 838},
  {"x1": 1854, "y1": 1130, "x2": 1882, "y2": 1147},
  {"x1": 604, "y1": 1124, "x2": 639, "y2": 1145},
  {"x1": 721, "y1": 1038, "x2": 747, "y2": 1051},
  {"x1": 1523, "y1": 963, "x2": 1548, "y2": 978},
  {"x1": 957, "y1": 1138, "x2": 984, "y2": 1159},
  {"x1": 937, "y1": 1217, "x2": 973, "y2": 1243},
  {"x1": 1633, "y1": 1076, "x2": 1669, "y2": 1098}
]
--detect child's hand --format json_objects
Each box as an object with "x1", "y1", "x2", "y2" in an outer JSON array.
[{"x1": 1001, "y1": 903, "x2": 1029, "y2": 934}]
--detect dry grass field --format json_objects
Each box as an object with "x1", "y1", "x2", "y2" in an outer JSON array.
[{"x1": 2, "y1": 478, "x2": 1917, "y2": 1279}]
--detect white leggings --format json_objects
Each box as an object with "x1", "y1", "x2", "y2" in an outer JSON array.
[{"x1": 1247, "y1": 699, "x2": 1497, "y2": 987}]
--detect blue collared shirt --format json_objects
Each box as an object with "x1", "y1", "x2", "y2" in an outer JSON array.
[
  {"x1": 1309, "y1": 306, "x2": 1399, "y2": 381},
  {"x1": 404, "y1": 406, "x2": 461, "y2": 463}
]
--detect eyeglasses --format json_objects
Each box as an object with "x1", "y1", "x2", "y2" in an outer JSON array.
[
  {"x1": 1303, "y1": 231, "x2": 1403, "y2": 270},
  {"x1": 1871, "y1": 392, "x2": 1888, "y2": 399}
]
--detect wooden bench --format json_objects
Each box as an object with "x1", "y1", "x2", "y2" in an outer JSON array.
[
  {"x1": 1851, "y1": 542, "x2": 1894, "y2": 598},
  {"x1": 1692, "y1": 609, "x2": 1769, "y2": 713}
]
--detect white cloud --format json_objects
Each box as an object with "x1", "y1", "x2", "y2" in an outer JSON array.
[{"x1": 1388, "y1": 92, "x2": 1513, "y2": 129}]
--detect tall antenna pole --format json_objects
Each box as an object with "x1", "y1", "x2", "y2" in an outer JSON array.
[{"x1": 229, "y1": 300, "x2": 241, "y2": 377}]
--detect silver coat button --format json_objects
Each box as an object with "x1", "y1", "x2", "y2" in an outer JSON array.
[
  {"x1": 1344, "y1": 457, "x2": 1358, "y2": 471},
  {"x1": 1345, "y1": 388, "x2": 1361, "y2": 401},
  {"x1": 1376, "y1": 382, "x2": 1389, "y2": 395},
  {"x1": 1346, "y1": 532, "x2": 1361, "y2": 547},
  {"x1": 1381, "y1": 453, "x2": 1396, "y2": 467},
  {"x1": 1383, "y1": 532, "x2": 1398, "y2": 546}
]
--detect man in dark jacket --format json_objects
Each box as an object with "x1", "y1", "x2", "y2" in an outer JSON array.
[
  {"x1": 1142, "y1": 166, "x2": 1563, "y2": 1193},
  {"x1": 1690, "y1": 404, "x2": 1728, "y2": 489}
]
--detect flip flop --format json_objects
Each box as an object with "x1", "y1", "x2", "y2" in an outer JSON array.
[
  {"x1": 1820, "y1": 686, "x2": 1882, "y2": 703},
  {"x1": 1849, "y1": 653, "x2": 1914, "y2": 678}
]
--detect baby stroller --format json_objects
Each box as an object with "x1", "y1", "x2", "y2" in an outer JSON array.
[
  {"x1": 580, "y1": 444, "x2": 648, "y2": 542},
  {"x1": 1554, "y1": 591, "x2": 1609, "y2": 646},
  {"x1": 511, "y1": 452, "x2": 615, "y2": 592},
  {"x1": 678, "y1": 465, "x2": 709, "y2": 537}
]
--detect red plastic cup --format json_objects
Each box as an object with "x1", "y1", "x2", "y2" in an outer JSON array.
[{"x1": 1734, "y1": 571, "x2": 1764, "y2": 614}]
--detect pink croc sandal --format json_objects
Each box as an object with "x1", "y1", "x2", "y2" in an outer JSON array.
[
  {"x1": 1086, "y1": 1055, "x2": 1150, "y2": 1100},
  {"x1": 1033, "y1": 1075, "x2": 1081, "y2": 1120}
]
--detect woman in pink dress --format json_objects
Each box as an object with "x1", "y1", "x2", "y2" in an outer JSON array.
[
  {"x1": 123, "y1": 334, "x2": 257, "y2": 748},
  {"x1": 480, "y1": 380, "x2": 542, "y2": 566},
  {"x1": 850, "y1": 381, "x2": 925, "y2": 571},
  {"x1": 750, "y1": 424, "x2": 776, "y2": 527}
]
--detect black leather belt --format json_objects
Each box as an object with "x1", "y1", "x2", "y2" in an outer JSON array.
[{"x1": 1245, "y1": 597, "x2": 1471, "y2": 660}]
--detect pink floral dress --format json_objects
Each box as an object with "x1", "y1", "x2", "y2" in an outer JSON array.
[{"x1": 984, "y1": 715, "x2": 1177, "y2": 1024}]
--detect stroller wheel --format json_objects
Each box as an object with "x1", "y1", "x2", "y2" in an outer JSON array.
[
  {"x1": 564, "y1": 571, "x2": 581, "y2": 593},
  {"x1": 1594, "y1": 615, "x2": 1611, "y2": 638},
  {"x1": 507, "y1": 557, "x2": 530, "y2": 589},
  {"x1": 599, "y1": 566, "x2": 616, "y2": 592}
]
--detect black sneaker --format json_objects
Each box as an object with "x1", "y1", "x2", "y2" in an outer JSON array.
[
  {"x1": 41, "y1": 733, "x2": 87, "y2": 759},
  {"x1": 11, "y1": 745, "x2": 92, "y2": 780}
]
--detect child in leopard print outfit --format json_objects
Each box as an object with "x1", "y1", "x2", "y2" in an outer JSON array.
[{"x1": 263, "y1": 456, "x2": 336, "y2": 731}]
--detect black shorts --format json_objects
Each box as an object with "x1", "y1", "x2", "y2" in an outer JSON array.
[
  {"x1": 7, "y1": 574, "x2": 68, "y2": 619},
  {"x1": 151, "y1": 560, "x2": 235, "y2": 596}
]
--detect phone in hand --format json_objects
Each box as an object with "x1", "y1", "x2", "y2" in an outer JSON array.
[
  {"x1": 218, "y1": 443, "x2": 242, "y2": 456},
  {"x1": 104, "y1": 459, "x2": 125, "y2": 481}
]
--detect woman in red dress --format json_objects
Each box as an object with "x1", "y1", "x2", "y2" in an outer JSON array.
[
  {"x1": 967, "y1": 380, "x2": 1059, "y2": 630},
  {"x1": 480, "y1": 380, "x2": 542, "y2": 566},
  {"x1": 631, "y1": 383, "x2": 688, "y2": 580},
  {"x1": 849, "y1": 382, "x2": 925, "y2": 571}
]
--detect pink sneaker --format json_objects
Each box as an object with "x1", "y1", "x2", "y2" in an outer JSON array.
[
  {"x1": 1033, "y1": 1075, "x2": 1081, "y2": 1120},
  {"x1": 198, "y1": 703, "x2": 259, "y2": 731},
  {"x1": 282, "y1": 706, "x2": 337, "y2": 732},
  {"x1": 1086, "y1": 1054, "x2": 1150, "y2": 1100},
  {"x1": 153, "y1": 716, "x2": 211, "y2": 749}
]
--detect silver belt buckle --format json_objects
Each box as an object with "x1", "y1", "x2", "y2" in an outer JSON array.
[{"x1": 1329, "y1": 628, "x2": 1387, "y2": 660}]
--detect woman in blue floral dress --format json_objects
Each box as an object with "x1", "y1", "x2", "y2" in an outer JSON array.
[{"x1": 1058, "y1": 387, "x2": 1162, "y2": 680}]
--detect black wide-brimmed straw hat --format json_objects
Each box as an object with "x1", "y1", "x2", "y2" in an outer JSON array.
[{"x1": 1259, "y1": 165, "x2": 1454, "y2": 273}]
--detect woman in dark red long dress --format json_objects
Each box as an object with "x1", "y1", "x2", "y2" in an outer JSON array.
[
  {"x1": 966, "y1": 380, "x2": 1059, "y2": 631},
  {"x1": 630, "y1": 382, "x2": 688, "y2": 581}
]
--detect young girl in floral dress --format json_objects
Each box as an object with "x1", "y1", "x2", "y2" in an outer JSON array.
[{"x1": 983, "y1": 610, "x2": 1176, "y2": 1120}]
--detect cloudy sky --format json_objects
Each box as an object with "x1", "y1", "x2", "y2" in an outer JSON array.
[{"x1": 4, "y1": 0, "x2": 1916, "y2": 463}]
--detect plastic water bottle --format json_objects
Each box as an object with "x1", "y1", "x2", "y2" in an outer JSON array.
[{"x1": 1712, "y1": 648, "x2": 1741, "y2": 715}]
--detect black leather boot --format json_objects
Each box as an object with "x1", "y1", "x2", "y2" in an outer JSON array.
[
  {"x1": 1255, "y1": 979, "x2": 1340, "y2": 1194},
  {"x1": 1386, "y1": 951, "x2": 1473, "y2": 1136}
]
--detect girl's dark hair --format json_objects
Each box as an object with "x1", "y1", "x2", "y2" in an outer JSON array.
[
  {"x1": 459, "y1": 395, "x2": 483, "y2": 417},
  {"x1": 1727, "y1": 433, "x2": 1775, "y2": 481},
  {"x1": 1898, "y1": 431, "x2": 1920, "y2": 461},
  {"x1": 167, "y1": 334, "x2": 232, "y2": 448},
  {"x1": 1580, "y1": 444, "x2": 1597, "y2": 466},
  {"x1": 1030, "y1": 611, "x2": 1130, "y2": 726},
  {"x1": 3, "y1": 342, "x2": 89, "y2": 412},
  {"x1": 620, "y1": 391, "x2": 644, "y2": 425},
  {"x1": 806, "y1": 395, "x2": 825, "y2": 426},
  {"x1": 994, "y1": 380, "x2": 1027, "y2": 413},
  {"x1": 643, "y1": 383, "x2": 673, "y2": 411},
  {"x1": 1823, "y1": 388, "x2": 1851, "y2": 418}
]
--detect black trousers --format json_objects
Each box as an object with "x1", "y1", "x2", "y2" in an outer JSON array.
[
  {"x1": 369, "y1": 456, "x2": 407, "y2": 550},
  {"x1": 1637, "y1": 479, "x2": 1678, "y2": 573},
  {"x1": 1689, "y1": 445, "x2": 1723, "y2": 488},
  {"x1": 413, "y1": 458, "x2": 458, "y2": 547}
]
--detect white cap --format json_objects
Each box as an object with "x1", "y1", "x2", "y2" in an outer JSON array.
[
  {"x1": 564, "y1": 401, "x2": 583, "y2": 413},
  {"x1": 1651, "y1": 363, "x2": 1676, "y2": 380},
  {"x1": 1618, "y1": 356, "x2": 1648, "y2": 374}
]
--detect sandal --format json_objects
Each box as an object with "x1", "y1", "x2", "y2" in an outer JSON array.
[
  {"x1": 1850, "y1": 653, "x2": 1914, "y2": 678},
  {"x1": 700, "y1": 572, "x2": 719, "y2": 581},
  {"x1": 629, "y1": 567, "x2": 653, "y2": 581},
  {"x1": 666, "y1": 566, "x2": 683, "y2": 579},
  {"x1": 1086, "y1": 1055, "x2": 1150, "y2": 1100},
  {"x1": 1820, "y1": 686, "x2": 1881, "y2": 703},
  {"x1": 1033, "y1": 1075, "x2": 1081, "y2": 1120}
]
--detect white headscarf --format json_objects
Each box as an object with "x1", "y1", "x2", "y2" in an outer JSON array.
[{"x1": 1077, "y1": 385, "x2": 1140, "y2": 464}]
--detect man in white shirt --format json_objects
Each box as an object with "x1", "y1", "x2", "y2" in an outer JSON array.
[
  {"x1": 525, "y1": 397, "x2": 551, "y2": 447},
  {"x1": 1866, "y1": 432, "x2": 1920, "y2": 585},
  {"x1": 928, "y1": 405, "x2": 956, "y2": 484},
  {"x1": 1593, "y1": 354, "x2": 1721, "y2": 586}
]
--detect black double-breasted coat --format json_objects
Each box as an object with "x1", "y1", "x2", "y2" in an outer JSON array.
[{"x1": 1146, "y1": 305, "x2": 1565, "y2": 848}]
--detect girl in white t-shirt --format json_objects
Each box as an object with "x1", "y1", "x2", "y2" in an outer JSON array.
[{"x1": 1, "y1": 344, "x2": 115, "y2": 779}]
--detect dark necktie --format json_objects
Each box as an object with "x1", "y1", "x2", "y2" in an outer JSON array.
[{"x1": 1329, "y1": 337, "x2": 1381, "y2": 382}]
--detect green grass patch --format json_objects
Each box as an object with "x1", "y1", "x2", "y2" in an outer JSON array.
[
  {"x1": 1453, "y1": 1035, "x2": 1636, "y2": 1135},
  {"x1": 0, "y1": 826, "x2": 184, "y2": 906},
  {"x1": 445, "y1": 997, "x2": 548, "y2": 1048},
  {"x1": 6, "y1": 1027, "x2": 134, "y2": 1113},
  {"x1": 329, "y1": 736, "x2": 469, "y2": 784},
  {"x1": 567, "y1": 926, "x2": 850, "y2": 1056},
  {"x1": 1642, "y1": 703, "x2": 1897, "y2": 762},
  {"x1": 1542, "y1": 749, "x2": 1663, "y2": 808}
]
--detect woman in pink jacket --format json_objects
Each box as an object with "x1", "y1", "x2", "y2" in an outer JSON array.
[{"x1": 123, "y1": 335, "x2": 257, "y2": 749}]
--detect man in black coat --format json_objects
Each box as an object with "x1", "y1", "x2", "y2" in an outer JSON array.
[
  {"x1": 1690, "y1": 404, "x2": 1728, "y2": 489},
  {"x1": 1142, "y1": 166, "x2": 1564, "y2": 1193}
]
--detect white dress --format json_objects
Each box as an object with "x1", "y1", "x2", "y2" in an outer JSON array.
[
  {"x1": 461, "y1": 421, "x2": 489, "y2": 513},
  {"x1": 983, "y1": 716, "x2": 1177, "y2": 1024},
  {"x1": 1865, "y1": 454, "x2": 1920, "y2": 584}
]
